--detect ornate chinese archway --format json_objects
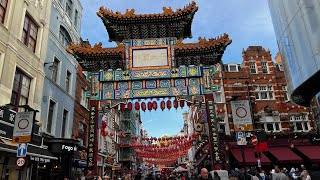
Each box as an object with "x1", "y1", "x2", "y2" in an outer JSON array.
[{"x1": 67, "y1": 1, "x2": 231, "y2": 172}]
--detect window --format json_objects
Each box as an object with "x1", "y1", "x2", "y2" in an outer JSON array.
[
  {"x1": 215, "y1": 92, "x2": 222, "y2": 103},
  {"x1": 59, "y1": 26, "x2": 72, "y2": 48},
  {"x1": 65, "y1": 70, "x2": 71, "y2": 93},
  {"x1": 249, "y1": 61, "x2": 257, "y2": 73},
  {"x1": 47, "y1": 100, "x2": 55, "y2": 133},
  {"x1": 81, "y1": 88, "x2": 89, "y2": 108},
  {"x1": 66, "y1": 0, "x2": 72, "y2": 18},
  {"x1": 277, "y1": 63, "x2": 284, "y2": 71},
  {"x1": 228, "y1": 64, "x2": 238, "y2": 72},
  {"x1": 0, "y1": 0, "x2": 8, "y2": 24},
  {"x1": 254, "y1": 85, "x2": 274, "y2": 100},
  {"x1": 262, "y1": 116, "x2": 281, "y2": 132},
  {"x1": 21, "y1": 14, "x2": 38, "y2": 52},
  {"x1": 79, "y1": 122, "x2": 87, "y2": 146},
  {"x1": 10, "y1": 70, "x2": 31, "y2": 112},
  {"x1": 282, "y1": 86, "x2": 290, "y2": 101},
  {"x1": 261, "y1": 60, "x2": 268, "y2": 74},
  {"x1": 51, "y1": 58, "x2": 59, "y2": 82},
  {"x1": 74, "y1": 10, "x2": 78, "y2": 27},
  {"x1": 61, "y1": 109, "x2": 68, "y2": 137},
  {"x1": 219, "y1": 124, "x2": 225, "y2": 133},
  {"x1": 290, "y1": 115, "x2": 310, "y2": 132}
]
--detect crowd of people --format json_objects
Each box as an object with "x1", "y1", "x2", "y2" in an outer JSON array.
[
  {"x1": 78, "y1": 163, "x2": 320, "y2": 180},
  {"x1": 228, "y1": 164, "x2": 320, "y2": 180}
]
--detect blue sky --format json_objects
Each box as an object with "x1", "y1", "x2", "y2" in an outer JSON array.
[{"x1": 79, "y1": 0, "x2": 278, "y2": 137}]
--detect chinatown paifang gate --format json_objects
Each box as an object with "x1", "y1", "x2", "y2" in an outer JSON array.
[{"x1": 67, "y1": 1, "x2": 231, "y2": 174}]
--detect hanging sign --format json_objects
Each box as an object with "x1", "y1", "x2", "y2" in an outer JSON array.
[
  {"x1": 12, "y1": 111, "x2": 34, "y2": 143},
  {"x1": 87, "y1": 104, "x2": 97, "y2": 169},
  {"x1": 236, "y1": 132, "x2": 247, "y2": 146},
  {"x1": 231, "y1": 100, "x2": 253, "y2": 131}
]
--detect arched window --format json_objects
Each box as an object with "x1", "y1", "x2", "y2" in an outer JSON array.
[{"x1": 59, "y1": 26, "x2": 72, "y2": 47}]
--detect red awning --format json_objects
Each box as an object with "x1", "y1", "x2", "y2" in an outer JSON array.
[
  {"x1": 230, "y1": 148, "x2": 270, "y2": 165},
  {"x1": 295, "y1": 146, "x2": 320, "y2": 162},
  {"x1": 268, "y1": 147, "x2": 302, "y2": 162}
]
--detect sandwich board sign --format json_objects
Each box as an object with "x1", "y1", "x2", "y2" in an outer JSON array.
[
  {"x1": 231, "y1": 100, "x2": 253, "y2": 132},
  {"x1": 12, "y1": 111, "x2": 34, "y2": 143}
]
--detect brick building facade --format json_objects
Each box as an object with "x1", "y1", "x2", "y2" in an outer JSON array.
[
  {"x1": 210, "y1": 46, "x2": 319, "y2": 169},
  {"x1": 73, "y1": 65, "x2": 91, "y2": 147},
  {"x1": 72, "y1": 65, "x2": 91, "y2": 173}
]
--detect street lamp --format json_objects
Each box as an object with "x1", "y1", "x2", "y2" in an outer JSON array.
[{"x1": 44, "y1": 62, "x2": 58, "y2": 71}]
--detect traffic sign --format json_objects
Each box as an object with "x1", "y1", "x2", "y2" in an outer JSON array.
[
  {"x1": 16, "y1": 157, "x2": 26, "y2": 168},
  {"x1": 231, "y1": 100, "x2": 253, "y2": 132},
  {"x1": 236, "y1": 132, "x2": 247, "y2": 145},
  {"x1": 252, "y1": 135, "x2": 258, "y2": 146},
  {"x1": 17, "y1": 143, "x2": 28, "y2": 157},
  {"x1": 12, "y1": 111, "x2": 34, "y2": 143}
]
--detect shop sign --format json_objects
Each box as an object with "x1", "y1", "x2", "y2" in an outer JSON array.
[
  {"x1": 87, "y1": 105, "x2": 97, "y2": 169},
  {"x1": 61, "y1": 144, "x2": 77, "y2": 152},
  {"x1": 206, "y1": 99, "x2": 221, "y2": 163},
  {"x1": 0, "y1": 123, "x2": 13, "y2": 139},
  {"x1": 0, "y1": 107, "x2": 16, "y2": 124},
  {"x1": 13, "y1": 111, "x2": 34, "y2": 143},
  {"x1": 30, "y1": 156, "x2": 50, "y2": 163}
]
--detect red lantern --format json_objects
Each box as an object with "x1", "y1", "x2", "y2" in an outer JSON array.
[
  {"x1": 113, "y1": 105, "x2": 119, "y2": 109},
  {"x1": 180, "y1": 100, "x2": 185, "y2": 108},
  {"x1": 110, "y1": 132, "x2": 114, "y2": 137},
  {"x1": 120, "y1": 103, "x2": 125, "y2": 111},
  {"x1": 153, "y1": 101, "x2": 157, "y2": 111},
  {"x1": 147, "y1": 102, "x2": 153, "y2": 111},
  {"x1": 160, "y1": 101, "x2": 165, "y2": 111},
  {"x1": 135, "y1": 102, "x2": 140, "y2": 111},
  {"x1": 166, "y1": 100, "x2": 172, "y2": 110},
  {"x1": 101, "y1": 130, "x2": 107, "y2": 137},
  {"x1": 101, "y1": 120, "x2": 107, "y2": 128},
  {"x1": 127, "y1": 102, "x2": 132, "y2": 111},
  {"x1": 173, "y1": 99, "x2": 178, "y2": 109},
  {"x1": 141, "y1": 102, "x2": 146, "y2": 112}
]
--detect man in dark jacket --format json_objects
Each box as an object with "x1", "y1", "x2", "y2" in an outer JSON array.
[{"x1": 197, "y1": 168, "x2": 213, "y2": 180}]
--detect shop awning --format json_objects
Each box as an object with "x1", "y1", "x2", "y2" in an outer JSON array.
[
  {"x1": 194, "y1": 153, "x2": 208, "y2": 167},
  {"x1": 230, "y1": 148, "x2": 270, "y2": 165},
  {"x1": 268, "y1": 147, "x2": 302, "y2": 162},
  {"x1": 295, "y1": 146, "x2": 320, "y2": 162},
  {"x1": 0, "y1": 139, "x2": 57, "y2": 160}
]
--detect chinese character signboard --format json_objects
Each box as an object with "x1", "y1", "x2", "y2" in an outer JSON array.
[
  {"x1": 87, "y1": 103, "x2": 97, "y2": 169},
  {"x1": 0, "y1": 107, "x2": 16, "y2": 124},
  {"x1": 230, "y1": 100, "x2": 253, "y2": 131},
  {"x1": 206, "y1": 98, "x2": 222, "y2": 164}
]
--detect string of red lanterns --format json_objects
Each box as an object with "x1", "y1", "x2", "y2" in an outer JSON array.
[{"x1": 113, "y1": 99, "x2": 192, "y2": 112}]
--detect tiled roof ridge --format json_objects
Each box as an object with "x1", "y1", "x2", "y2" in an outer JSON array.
[
  {"x1": 97, "y1": 1, "x2": 198, "y2": 19},
  {"x1": 66, "y1": 41, "x2": 124, "y2": 55},
  {"x1": 175, "y1": 33, "x2": 232, "y2": 50}
]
